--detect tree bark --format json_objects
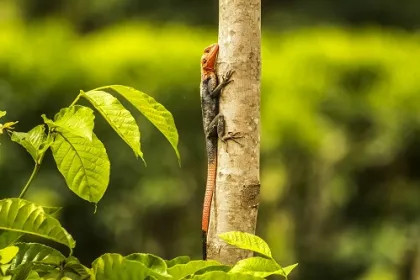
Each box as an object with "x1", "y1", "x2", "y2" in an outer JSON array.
[{"x1": 207, "y1": 0, "x2": 261, "y2": 264}]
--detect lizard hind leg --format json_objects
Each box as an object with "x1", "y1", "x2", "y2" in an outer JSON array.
[{"x1": 217, "y1": 115, "x2": 243, "y2": 148}]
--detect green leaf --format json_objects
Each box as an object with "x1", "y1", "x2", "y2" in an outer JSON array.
[
  {"x1": 42, "y1": 105, "x2": 95, "y2": 141},
  {"x1": 41, "y1": 206, "x2": 62, "y2": 216},
  {"x1": 63, "y1": 256, "x2": 91, "y2": 279},
  {"x1": 93, "y1": 85, "x2": 180, "y2": 164},
  {"x1": 10, "y1": 243, "x2": 65, "y2": 271},
  {"x1": 165, "y1": 256, "x2": 190, "y2": 268},
  {"x1": 25, "y1": 271, "x2": 41, "y2": 280},
  {"x1": 229, "y1": 257, "x2": 282, "y2": 278},
  {"x1": 167, "y1": 260, "x2": 220, "y2": 279},
  {"x1": 0, "y1": 246, "x2": 19, "y2": 264},
  {"x1": 0, "y1": 111, "x2": 6, "y2": 119},
  {"x1": 125, "y1": 253, "x2": 169, "y2": 277},
  {"x1": 194, "y1": 265, "x2": 231, "y2": 275},
  {"x1": 0, "y1": 231, "x2": 23, "y2": 250},
  {"x1": 51, "y1": 132, "x2": 110, "y2": 203},
  {"x1": 81, "y1": 90, "x2": 143, "y2": 160},
  {"x1": 0, "y1": 206, "x2": 60, "y2": 249},
  {"x1": 192, "y1": 271, "x2": 263, "y2": 280},
  {"x1": 92, "y1": 253, "x2": 159, "y2": 280},
  {"x1": 219, "y1": 232, "x2": 272, "y2": 258},
  {"x1": 11, "y1": 125, "x2": 49, "y2": 163},
  {"x1": 11, "y1": 263, "x2": 32, "y2": 280},
  {"x1": 0, "y1": 199, "x2": 75, "y2": 253},
  {"x1": 281, "y1": 263, "x2": 298, "y2": 276}
]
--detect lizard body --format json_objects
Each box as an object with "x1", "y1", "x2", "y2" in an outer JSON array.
[{"x1": 200, "y1": 43, "x2": 240, "y2": 260}]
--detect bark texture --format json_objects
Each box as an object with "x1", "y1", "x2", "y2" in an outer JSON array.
[{"x1": 207, "y1": 0, "x2": 261, "y2": 264}]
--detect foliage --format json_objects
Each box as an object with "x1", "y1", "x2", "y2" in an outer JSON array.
[{"x1": 0, "y1": 86, "x2": 296, "y2": 278}]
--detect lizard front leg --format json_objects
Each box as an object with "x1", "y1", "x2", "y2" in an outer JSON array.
[{"x1": 210, "y1": 70, "x2": 235, "y2": 98}]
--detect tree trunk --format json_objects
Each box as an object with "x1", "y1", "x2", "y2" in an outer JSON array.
[{"x1": 207, "y1": 0, "x2": 261, "y2": 264}]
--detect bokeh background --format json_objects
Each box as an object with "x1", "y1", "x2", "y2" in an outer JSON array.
[{"x1": 1, "y1": 0, "x2": 420, "y2": 279}]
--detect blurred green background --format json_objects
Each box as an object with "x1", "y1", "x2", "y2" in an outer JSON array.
[{"x1": 1, "y1": 0, "x2": 420, "y2": 279}]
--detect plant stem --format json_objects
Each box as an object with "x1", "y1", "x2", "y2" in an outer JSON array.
[
  {"x1": 70, "y1": 93, "x2": 81, "y2": 107},
  {"x1": 19, "y1": 163, "x2": 41, "y2": 199}
]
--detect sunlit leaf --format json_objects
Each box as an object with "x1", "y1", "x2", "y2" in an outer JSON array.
[
  {"x1": 219, "y1": 232, "x2": 272, "y2": 258},
  {"x1": 125, "y1": 253, "x2": 169, "y2": 277},
  {"x1": 191, "y1": 271, "x2": 263, "y2": 279},
  {"x1": 167, "y1": 260, "x2": 220, "y2": 279},
  {"x1": 51, "y1": 132, "x2": 110, "y2": 203},
  {"x1": 93, "y1": 85, "x2": 180, "y2": 164},
  {"x1": 92, "y1": 253, "x2": 162, "y2": 280},
  {"x1": 0, "y1": 111, "x2": 6, "y2": 119},
  {"x1": 0, "y1": 199, "x2": 75, "y2": 252},
  {"x1": 81, "y1": 90, "x2": 143, "y2": 160},
  {"x1": 10, "y1": 243, "x2": 65, "y2": 271},
  {"x1": 11, "y1": 125, "x2": 49, "y2": 163},
  {"x1": 0, "y1": 121, "x2": 19, "y2": 135},
  {"x1": 229, "y1": 257, "x2": 281, "y2": 278},
  {"x1": 165, "y1": 256, "x2": 190, "y2": 268},
  {"x1": 194, "y1": 265, "x2": 231, "y2": 275},
  {"x1": 0, "y1": 246, "x2": 19, "y2": 264},
  {"x1": 281, "y1": 263, "x2": 298, "y2": 276},
  {"x1": 42, "y1": 105, "x2": 94, "y2": 141}
]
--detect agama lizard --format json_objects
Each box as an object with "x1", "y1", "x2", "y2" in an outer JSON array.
[{"x1": 200, "y1": 43, "x2": 241, "y2": 260}]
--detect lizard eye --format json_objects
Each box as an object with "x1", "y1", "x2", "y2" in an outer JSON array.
[
  {"x1": 202, "y1": 58, "x2": 207, "y2": 64},
  {"x1": 204, "y1": 49, "x2": 210, "y2": 53}
]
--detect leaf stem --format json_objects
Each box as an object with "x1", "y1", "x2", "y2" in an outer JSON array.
[
  {"x1": 70, "y1": 94, "x2": 81, "y2": 107},
  {"x1": 19, "y1": 163, "x2": 41, "y2": 198}
]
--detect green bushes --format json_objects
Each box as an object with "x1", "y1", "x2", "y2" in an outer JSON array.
[{"x1": 1, "y1": 19, "x2": 419, "y2": 279}]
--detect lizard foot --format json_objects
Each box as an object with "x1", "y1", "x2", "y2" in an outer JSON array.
[
  {"x1": 221, "y1": 131, "x2": 243, "y2": 150},
  {"x1": 221, "y1": 70, "x2": 235, "y2": 86}
]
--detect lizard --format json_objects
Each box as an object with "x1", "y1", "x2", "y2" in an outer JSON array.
[{"x1": 200, "y1": 43, "x2": 242, "y2": 260}]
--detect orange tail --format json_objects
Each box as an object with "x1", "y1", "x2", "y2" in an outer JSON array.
[{"x1": 202, "y1": 161, "x2": 217, "y2": 259}]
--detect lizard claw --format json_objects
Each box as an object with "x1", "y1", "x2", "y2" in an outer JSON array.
[
  {"x1": 221, "y1": 131, "x2": 243, "y2": 150},
  {"x1": 222, "y1": 70, "x2": 235, "y2": 86}
]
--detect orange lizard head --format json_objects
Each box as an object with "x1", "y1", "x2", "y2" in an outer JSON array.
[{"x1": 201, "y1": 43, "x2": 219, "y2": 76}]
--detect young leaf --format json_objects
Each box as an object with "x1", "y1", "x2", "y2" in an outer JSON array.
[
  {"x1": 51, "y1": 132, "x2": 110, "y2": 203},
  {"x1": 192, "y1": 271, "x2": 264, "y2": 280},
  {"x1": 42, "y1": 105, "x2": 94, "y2": 141},
  {"x1": 219, "y1": 232, "x2": 272, "y2": 259},
  {"x1": 229, "y1": 257, "x2": 281, "y2": 278},
  {"x1": 9, "y1": 243, "x2": 65, "y2": 270},
  {"x1": 167, "y1": 260, "x2": 220, "y2": 279},
  {"x1": 0, "y1": 121, "x2": 19, "y2": 135},
  {"x1": 165, "y1": 256, "x2": 190, "y2": 268},
  {"x1": 0, "y1": 199, "x2": 75, "y2": 252},
  {"x1": 0, "y1": 246, "x2": 19, "y2": 264},
  {"x1": 92, "y1": 253, "x2": 166, "y2": 280},
  {"x1": 281, "y1": 263, "x2": 298, "y2": 276},
  {"x1": 81, "y1": 90, "x2": 143, "y2": 160},
  {"x1": 11, "y1": 125, "x2": 48, "y2": 163},
  {"x1": 93, "y1": 85, "x2": 180, "y2": 164},
  {"x1": 0, "y1": 111, "x2": 6, "y2": 119}
]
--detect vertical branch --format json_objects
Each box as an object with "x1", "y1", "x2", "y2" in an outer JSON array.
[{"x1": 207, "y1": 0, "x2": 261, "y2": 264}]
